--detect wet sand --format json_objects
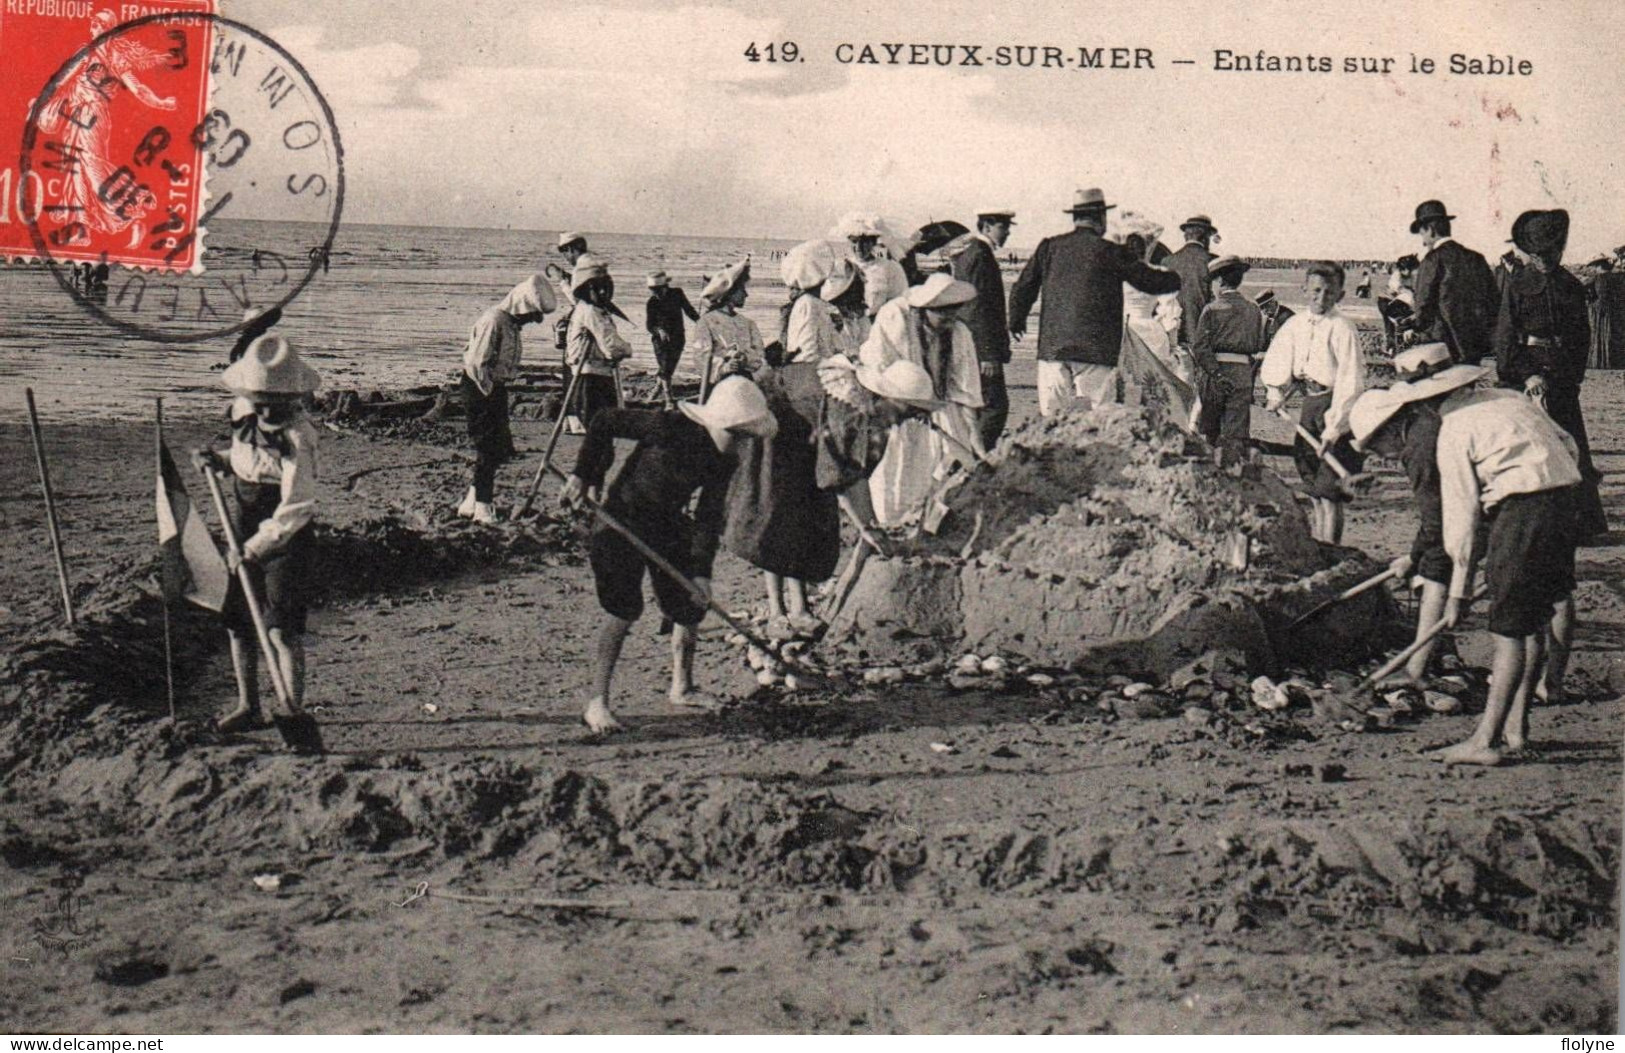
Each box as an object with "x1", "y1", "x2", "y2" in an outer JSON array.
[{"x1": 1, "y1": 369, "x2": 1621, "y2": 1033}]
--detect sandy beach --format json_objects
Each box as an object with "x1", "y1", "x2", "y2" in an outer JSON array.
[{"x1": 1, "y1": 357, "x2": 1621, "y2": 1033}]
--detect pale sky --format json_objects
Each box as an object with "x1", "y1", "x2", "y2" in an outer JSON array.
[{"x1": 233, "y1": 0, "x2": 1623, "y2": 260}]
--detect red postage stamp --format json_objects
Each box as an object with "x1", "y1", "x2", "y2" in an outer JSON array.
[{"x1": 1, "y1": 1, "x2": 216, "y2": 271}]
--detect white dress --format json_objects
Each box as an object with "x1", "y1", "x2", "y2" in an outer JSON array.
[{"x1": 861, "y1": 301, "x2": 984, "y2": 526}]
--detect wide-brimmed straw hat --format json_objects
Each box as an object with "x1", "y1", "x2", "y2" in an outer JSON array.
[
  {"x1": 1207, "y1": 254, "x2": 1250, "y2": 278},
  {"x1": 570, "y1": 262, "x2": 610, "y2": 297},
  {"x1": 1350, "y1": 364, "x2": 1490, "y2": 449},
  {"x1": 1391, "y1": 342, "x2": 1451, "y2": 380},
  {"x1": 701, "y1": 259, "x2": 751, "y2": 302},
  {"x1": 557, "y1": 230, "x2": 587, "y2": 249},
  {"x1": 1510, "y1": 209, "x2": 1569, "y2": 256},
  {"x1": 1409, "y1": 200, "x2": 1455, "y2": 234},
  {"x1": 1065, "y1": 188, "x2": 1115, "y2": 214},
  {"x1": 220, "y1": 334, "x2": 321, "y2": 397},
  {"x1": 646, "y1": 270, "x2": 670, "y2": 288},
  {"x1": 678, "y1": 375, "x2": 775, "y2": 437},
  {"x1": 906, "y1": 272, "x2": 977, "y2": 310},
  {"x1": 854, "y1": 358, "x2": 940, "y2": 409},
  {"x1": 821, "y1": 258, "x2": 861, "y2": 303},
  {"x1": 780, "y1": 240, "x2": 839, "y2": 292}
]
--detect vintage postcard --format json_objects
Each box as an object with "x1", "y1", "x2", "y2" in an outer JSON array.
[{"x1": 1, "y1": 0, "x2": 1620, "y2": 1038}]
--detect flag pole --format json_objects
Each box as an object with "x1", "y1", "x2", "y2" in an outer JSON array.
[
  {"x1": 24, "y1": 387, "x2": 74, "y2": 625},
  {"x1": 156, "y1": 398, "x2": 177, "y2": 723}
]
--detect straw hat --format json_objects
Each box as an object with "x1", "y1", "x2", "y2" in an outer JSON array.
[
  {"x1": 1065, "y1": 188, "x2": 1115, "y2": 214},
  {"x1": 220, "y1": 334, "x2": 321, "y2": 397},
  {"x1": 1180, "y1": 214, "x2": 1218, "y2": 236},
  {"x1": 570, "y1": 262, "x2": 610, "y2": 297},
  {"x1": 1255, "y1": 290, "x2": 1277, "y2": 307},
  {"x1": 646, "y1": 270, "x2": 670, "y2": 288},
  {"x1": 1391, "y1": 342, "x2": 1451, "y2": 380},
  {"x1": 906, "y1": 272, "x2": 977, "y2": 310},
  {"x1": 780, "y1": 240, "x2": 839, "y2": 291},
  {"x1": 855, "y1": 358, "x2": 940, "y2": 409},
  {"x1": 1206, "y1": 254, "x2": 1250, "y2": 278},
  {"x1": 974, "y1": 207, "x2": 1017, "y2": 224},
  {"x1": 556, "y1": 230, "x2": 586, "y2": 249},
  {"x1": 678, "y1": 375, "x2": 775, "y2": 437},
  {"x1": 1349, "y1": 365, "x2": 1490, "y2": 449},
  {"x1": 1409, "y1": 200, "x2": 1454, "y2": 234},
  {"x1": 821, "y1": 258, "x2": 861, "y2": 303},
  {"x1": 701, "y1": 259, "x2": 751, "y2": 302}
]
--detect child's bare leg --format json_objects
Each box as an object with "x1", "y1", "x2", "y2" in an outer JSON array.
[
  {"x1": 220, "y1": 629, "x2": 260, "y2": 728},
  {"x1": 668, "y1": 621, "x2": 719, "y2": 712},
  {"x1": 785, "y1": 577, "x2": 811, "y2": 620},
  {"x1": 267, "y1": 629, "x2": 304, "y2": 713},
  {"x1": 1403, "y1": 581, "x2": 1448, "y2": 683},
  {"x1": 585, "y1": 616, "x2": 633, "y2": 733},
  {"x1": 1537, "y1": 595, "x2": 1576, "y2": 702},
  {"x1": 1503, "y1": 630, "x2": 1544, "y2": 753},
  {"x1": 764, "y1": 571, "x2": 786, "y2": 620},
  {"x1": 1434, "y1": 633, "x2": 1523, "y2": 765}
]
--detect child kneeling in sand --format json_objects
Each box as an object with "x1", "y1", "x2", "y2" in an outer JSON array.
[
  {"x1": 192, "y1": 334, "x2": 323, "y2": 751},
  {"x1": 560, "y1": 375, "x2": 776, "y2": 734},
  {"x1": 1352, "y1": 368, "x2": 1582, "y2": 765}
]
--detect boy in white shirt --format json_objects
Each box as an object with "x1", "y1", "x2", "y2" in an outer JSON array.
[{"x1": 1260, "y1": 261, "x2": 1366, "y2": 543}]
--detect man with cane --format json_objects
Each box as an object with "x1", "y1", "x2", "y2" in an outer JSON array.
[
  {"x1": 191, "y1": 335, "x2": 324, "y2": 752},
  {"x1": 559, "y1": 374, "x2": 776, "y2": 735}
]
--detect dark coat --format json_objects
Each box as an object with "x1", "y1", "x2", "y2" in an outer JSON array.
[
  {"x1": 1164, "y1": 243, "x2": 1214, "y2": 346},
  {"x1": 1412, "y1": 239, "x2": 1498, "y2": 364},
  {"x1": 1008, "y1": 227, "x2": 1182, "y2": 366},
  {"x1": 947, "y1": 235, "x2": 1011, "y2": 364}
]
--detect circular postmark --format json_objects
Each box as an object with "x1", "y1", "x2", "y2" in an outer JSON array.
[{"x1": 19, "y1": 11, "x2": 344, "y2": 344}]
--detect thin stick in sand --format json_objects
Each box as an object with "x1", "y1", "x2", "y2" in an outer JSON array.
[
  {"x1": 201, "y1": 466, "x2": 294, "y2": 709},
  {"x1": 24, "y1": 388, "x2": 75, "y2": 625}
]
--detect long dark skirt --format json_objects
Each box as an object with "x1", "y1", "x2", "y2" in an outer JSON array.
[
  {"x1": 723, "y1": 362, "x2": 841, "y2": 582},
  {"x1": 1544, "y1": 385, "x2": 1609, "y2": 540}
]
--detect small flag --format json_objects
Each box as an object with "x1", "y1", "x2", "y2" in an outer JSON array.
[
  {"x1": 156, "y1": 439, "x2": 229, "y2": 611},
  {"x1": 1118, "y1": 323, "x2": 1200, "y2": 435}
]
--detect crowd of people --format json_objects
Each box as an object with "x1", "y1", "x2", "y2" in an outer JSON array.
[{"x1": 194, "y1": 190, "x2": 1609, "y2": 760}]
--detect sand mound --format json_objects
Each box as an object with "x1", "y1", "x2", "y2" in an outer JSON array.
[{"x1": 829, "y1": 403, "x2": 1399, "y2": 677}]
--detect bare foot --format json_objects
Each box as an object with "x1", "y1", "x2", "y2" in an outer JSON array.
[
  {"x1": 1500, "y1": 737, "x2": 1527, "y2": 756},
  {"x1": 669, "y1": 690, "x2": 723, "y2": 714},
  {"x1": 582, "y1": 697, "x2": 623, "y2": 735},
  {"x1": 215, "y1": 704, "x2": 262, "y2": 733},
  {"x1": 1430, "y1": 741, "x2": 1503, "y2": 766}
]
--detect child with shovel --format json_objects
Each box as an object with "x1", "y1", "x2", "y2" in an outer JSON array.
[
  {"x1": 560, "y1": 375, "x2": 777, "y2": 734},
  {"x1": 191, "y1": 335, "x2": 323, "y2": 751},
  {"x1": 1351, "y1": 361, "x2": 1582, "y2": 765},
  {"x1": 1348, "y1": 343, "x2": 1468, "y2": 687},
  {"x1": 1259, "y1": 261, "x2": 1366, "y2": 544}
]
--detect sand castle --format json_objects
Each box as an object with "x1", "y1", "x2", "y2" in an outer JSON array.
[{"x1": 828, "y1": 402, "x2": 1399, "y2": 677}]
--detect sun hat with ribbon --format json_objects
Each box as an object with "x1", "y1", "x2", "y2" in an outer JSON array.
[
  {"x1": 1390, "y1": 342, "x2": 1451, "y2": 380},
  {"x1": 854, "y1": 358, "x2": 940, "y2": 409},
  {"x1": 821, "y1": 258, "x2": 861, "y2": 303},
  {"x1": 678, "y1": 374, "x2": 776, "y2": 437},
  {"x1": 1350, "y1": 364, "x2": 1490, "y2": 449},
  {"x1": 570, "y1": 262, "x2": 611, "y2": 297},
  {"x1": 906, "y1": 272, "x2": 977, "y2": 310},
  {"x1": 220, "y1": 334, "x2": 321, "y2": 397},
  {"x1": 701, "y1": 258, "x2": 751, "y2": 302},
  {"x1": 556, "y1": 230, "x2": 587, "y2": 249}
]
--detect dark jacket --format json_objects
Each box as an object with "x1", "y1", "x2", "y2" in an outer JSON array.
[
  {"x1": 947, "y1": 235, "x2": 1011, "y2": 364},
  {"x1": 1164, "y1": 242, "x2": 1214, "y2": 346},
  {"x1": 1261, "y1": 302, "x2": 1296, "y2": 348},
  {"x1": 1191, "y1": 289, "x2": 1267, "y2": 361},
  {"x1": 646, "y1": 287, "x2": 699, "y2": 350},
  {"x1": 571, "y1": 409, "x2": 735, "y2": 575},
  {"x1": 1412, "y1": 239, "x2": 1498, "y2": 364},
  {"x1": 1008, "y1": 227, "x2": 1182, "y2": 365},
  {"x1": 1399, "y1": 404, "x2": 1450, "y2": 586},
  {"x1": 1494, "y1": 262, "x2": 1591, "y2": 392}
]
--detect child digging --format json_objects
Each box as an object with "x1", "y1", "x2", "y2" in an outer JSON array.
[
  {"x1": 1354, "y1": 368, "x2": 1582, "y2": 765},
  {"x1": 560, "y1": 375, "x2": 777, "y2": 734},
  {"x1": 1260, "y1": 261, "x2": 1366, "y2": 543},
  {"x1": 192, "y1": 334, "x2": 323, "y2": 752}
]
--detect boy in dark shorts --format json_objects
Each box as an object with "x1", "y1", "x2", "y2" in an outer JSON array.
[
  {"x1": 192, "y1": 334, "x2": 323, "y2": 749},
  {"x1": 1350, "y1": 344, "x2": 1485, "y2": 686},
  {"x1": 560, "y1": 375, "x2": 776, "y2": 734},
  {"x1": 1354, "y1": 366, "x2": 1582, "y2": 764}
]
